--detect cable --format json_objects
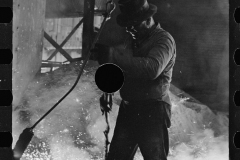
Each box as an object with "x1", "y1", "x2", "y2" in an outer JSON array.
[{"x1": 30, "y1": 0, "x2": 116, "y2": 130}]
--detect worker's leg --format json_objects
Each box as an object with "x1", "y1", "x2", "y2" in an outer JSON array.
[
  {"x1": 137, "y1": 102, "x2": 170, "y2": 160},
  {"x1": 138, "y1": 123, "x2": 169, "y2": 160},
  {"x1": 106, "y1": 101, "x2": 138, "y2": 160}
]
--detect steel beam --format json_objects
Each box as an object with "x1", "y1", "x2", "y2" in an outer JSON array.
[{"x1": 82, "y1": 0, "x2": 95, "y2": 59}]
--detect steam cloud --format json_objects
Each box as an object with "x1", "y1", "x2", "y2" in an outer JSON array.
[{"x1": 12, "y1": 61, "x2": 228, "y2": 160}]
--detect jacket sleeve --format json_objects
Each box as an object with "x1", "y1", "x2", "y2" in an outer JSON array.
[{"x1": 110, "y1": 36, "x2": 175, "y2": 80}]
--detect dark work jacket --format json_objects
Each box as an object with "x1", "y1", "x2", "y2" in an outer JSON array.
[{"x1": 111, "y1": 23, "x2": 176, "y2": 107}]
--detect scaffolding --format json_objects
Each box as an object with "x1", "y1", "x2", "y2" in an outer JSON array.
[{"x1": 41, "y1": 0, "x2": 107, "y2": 73}]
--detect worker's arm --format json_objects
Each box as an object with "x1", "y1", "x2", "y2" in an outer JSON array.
[{"x1": 110, "y1": 36, "x2": 175, "y2": 80}]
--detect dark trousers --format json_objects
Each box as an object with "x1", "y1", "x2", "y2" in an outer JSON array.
[{"x1": 106, "y1": 100, "x2": 171, "y2": 160}]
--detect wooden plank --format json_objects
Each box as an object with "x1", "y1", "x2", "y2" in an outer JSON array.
[
  {"x1": 44, "y1": 31, "x2": 73, "y2": 62},
  {"x1": 41, "y1": 63, "x2": 63, "y2": 68},
  {"x1": 47, "y1": 18, "x2": 84, "y2": 60},
  {"x1": 45, "y1": 0, "x2": 107, "y2": 18}
]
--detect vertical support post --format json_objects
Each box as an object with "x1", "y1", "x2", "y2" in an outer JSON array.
[
  {"x1": 82, "y1": 0, "x2": 95, "y2": 59},
  {"x1": 12, "y1": 0, "x2": 46, "y2": 146},
  {"x1": 13, "y1": 0, "x2": 46, "y2": 106}
]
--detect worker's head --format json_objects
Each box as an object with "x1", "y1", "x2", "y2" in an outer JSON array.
[
  {"x1": 125, "y1": 16, "x2": 155, "y2": 39},
  {"x1": 116, "y1": 0, "x2": 157, "y2": 39},
  {"x1": 116, "y1": 0, "x2": 157, "y2": 27}
]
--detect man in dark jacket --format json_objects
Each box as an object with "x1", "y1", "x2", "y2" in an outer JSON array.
[{"x1": 92, "y1": 0, "x2": 176, "y2": 159}]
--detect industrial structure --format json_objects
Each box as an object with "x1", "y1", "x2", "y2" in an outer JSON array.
[
  {"x1": 12, "y1": 0, "x2": 229, "y2": 159},
  {"x1": 13, "y1": 0, "x2": 229, "y2": 112}
]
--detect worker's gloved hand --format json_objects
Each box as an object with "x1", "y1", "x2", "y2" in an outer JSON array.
[
  {"x1": 90, "y1": 43, "x2": 111, "y2": 65},
  {"x1": 100, "y1": 93, "x2": 112, "y2": 114}
]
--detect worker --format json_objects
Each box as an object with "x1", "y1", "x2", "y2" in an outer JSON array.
[{"x1": 91, "y1": 0, "x2": 176, "y2": 159}]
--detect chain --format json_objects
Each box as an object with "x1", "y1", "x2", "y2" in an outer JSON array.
[
  {"x1": 102, "y1": 93, "x2": 113, "y2": 159},
  {"x1": 104, "y1": 111, "x2": 111, "y2": 159}
]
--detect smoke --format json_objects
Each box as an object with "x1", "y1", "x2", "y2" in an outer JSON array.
[
  {"x1": 12, "y1": 61, "x2": 228, "y2": 160},
  {"x1": 147, "y1": 0, "x2": 230, "y2": 111},
  {"x1": 49, "y1": 134, "x2": 92, "y2": 160},
  {"x1": 168, "y1": 129, "x2": 228, "y2": 160},
  {"x1": 12, "y1": 62, "x2": 120, "y2": 160},
  {"x1": 166, "y1": 92, "x2": 229, "y2": 160},
  {"x1": 86, "y1": 103, "x2": 119, "y2": 150}
]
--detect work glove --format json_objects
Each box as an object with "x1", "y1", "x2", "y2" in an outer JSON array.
[
  {"x1": 90, "y1": 43, "x2": 111, "y2": 65},
  {"x1": 99, "y1": 93, "x2": 112, "y2": 114}
]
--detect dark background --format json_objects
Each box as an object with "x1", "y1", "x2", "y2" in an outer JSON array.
[{"x1": 99, "y1": 0, "x2": 229, "y2": 112}]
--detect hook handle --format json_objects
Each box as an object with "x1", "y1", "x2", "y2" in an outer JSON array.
[{"x1": 103, "y1": 0, "x2": 116, "y2": 20}]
